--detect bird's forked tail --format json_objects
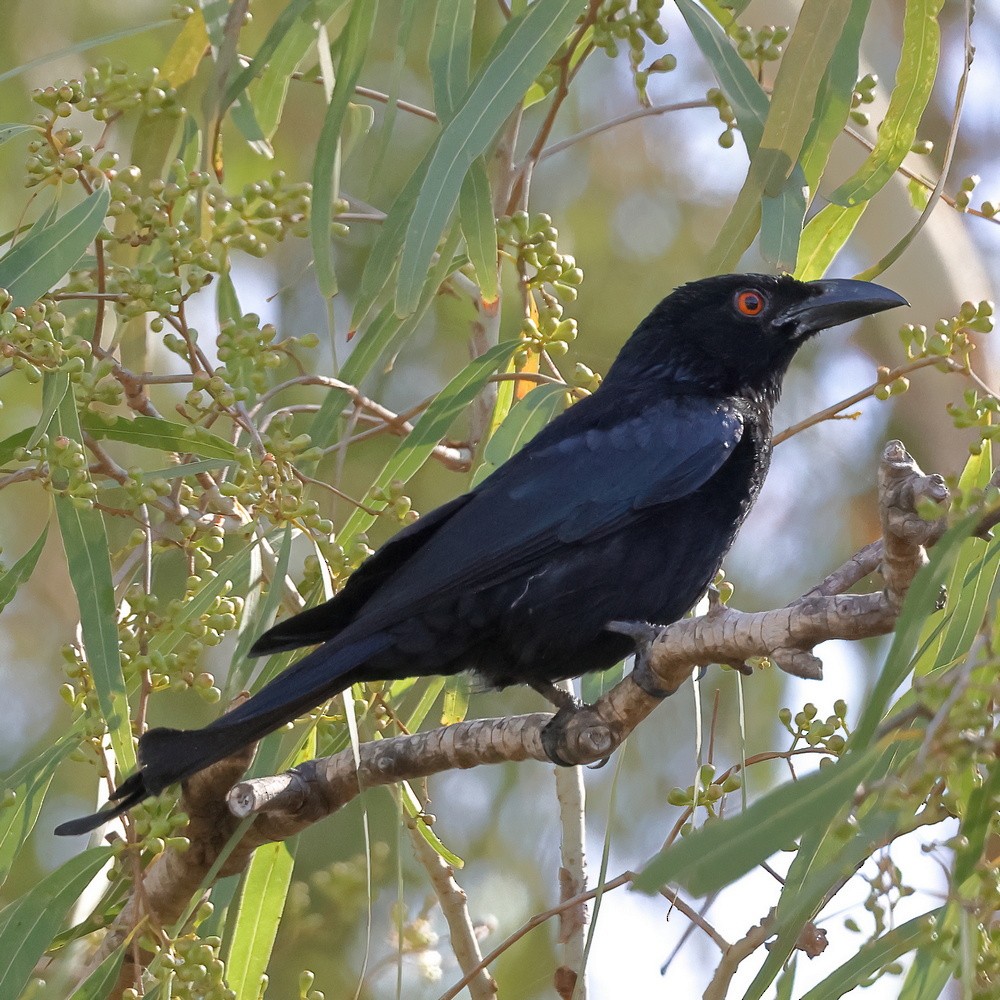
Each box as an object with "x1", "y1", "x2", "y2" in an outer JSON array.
[{"x1": 54, "y1": 632, "x2": 391, "y2": 836}]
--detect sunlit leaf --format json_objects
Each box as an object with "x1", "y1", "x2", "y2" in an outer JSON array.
[
  {"x1": 794, "y1": 203, "x2": 866, "y2": 281},
  {"x1": 829, "y1": 0, "x2": 944, "y2": 207},
  {"x1": 471, "y1": 382, "x2": 567, "y2": 487},
  {"x1": 223, "y1": 840, "x2": 296, "y2": 1000}
]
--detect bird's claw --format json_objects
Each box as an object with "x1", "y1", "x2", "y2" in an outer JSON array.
[
  {"x1": 608, "y1": 619, "x2": 677, "y2": 698},
  {"x1": 541, "y1": 703, "x2": 581, "y2": 767}
]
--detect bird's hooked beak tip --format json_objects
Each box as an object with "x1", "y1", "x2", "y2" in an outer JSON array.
[{"x1": 780, "y1": 278, "x2": 908, "y2": 337}]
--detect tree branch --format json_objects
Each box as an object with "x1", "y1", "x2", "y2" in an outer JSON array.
[{"x1": 78, "y1": 440, "x2": 966, "y2": 991}]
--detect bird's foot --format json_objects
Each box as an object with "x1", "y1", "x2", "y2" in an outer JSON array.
[
  {"x1": 541, "y1": 703, "x2": 584, "y2": 767},
  {"x1": 607, "y1": 620, "x2": 678, "y2": 699}
]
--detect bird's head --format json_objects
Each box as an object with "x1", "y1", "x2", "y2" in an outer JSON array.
[{"x1": 605, "y1": 273, "x2": 907, "y2": 401}]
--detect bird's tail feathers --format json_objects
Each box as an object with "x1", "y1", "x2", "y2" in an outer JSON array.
[{"x1": 54, "y1": 632, "x2": 391, "y2": 836}]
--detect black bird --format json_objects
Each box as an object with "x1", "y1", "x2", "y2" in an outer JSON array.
[{"x1": 56, "y1": 273, "x2": 905, "y2": 836}]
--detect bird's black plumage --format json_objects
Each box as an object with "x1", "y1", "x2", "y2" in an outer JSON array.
[{"x1": 56, "y1": 273, "x2": 905, "y2": 836}]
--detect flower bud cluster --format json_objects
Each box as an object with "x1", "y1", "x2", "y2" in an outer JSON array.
[
  {"x1": 497, "y1": 212, "x2": 583, "y2": 362},
  {"x1": 850, "y1": 73, "x2": 878, "y2": 127}
]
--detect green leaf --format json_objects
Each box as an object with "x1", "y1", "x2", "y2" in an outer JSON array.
[
  {"x1": 829, "y1": 0, "x2": 944, "y2": 207},
  {"x1": 0, "y1": 428, "x2": 31, "y2": 466},
  {"x1": 799, "y1": 0, "x2": 874, "y2": 191},
  {"x1": 897, "y1": 906, "x2": 960, "y2": 999},
  {"x1": 705, "y1": 0, "x2": 856, "y2": 271},
  {"x1": 162, "y1": 7, "x2": 210, "y2": 87},
  {"x1": 351, "y1": 149, "x2": 433, "y2": 332},
  {"x1": 53, "y1": 393, "x2": 135, "y2": 773},
  {"x1": 761, "y1": 0, "x2": 857, "y2": 195},
  {"x1": 68, "y1": 941, "x2": 127, "y2": 999},
  {"x1": 760, "y1": 176, "x2": 808, "y2": 273},
  {"x1": 743, "y1": 801, "x2": 900, "y2": 999},
  {"x1": 794, "y1": 203, "x2": 866, "y2": 281},
  {"x1": 27, "y1": 370, "x2": 70, "y2": 450},
  {"x1": 429, "y1": 0, "x2": 474, "y2": 121},
  {"x1": 798, "y1": 911, "x2": 937, "y2": 999},
  {"x1": 310, "y1": 0, "x2": 378, "y2": 298},
  {"x1": 223, "y1": 840, "x2": 296, "y2": 1000},
  {"x1": 634, "y1": 749, "x2": 877, "y2": 896},
  {"x1": 471, "y1": 382, "x2": 567, "y2": 487},
  {"x1": 914, "y1": 448, "x2": 1000, "y2": 675},
  {"x1": 223, "y1": 0, "x2": 315, "y2": 109},
  {"x1": 0, "y1": 524, "x2": 48, "y2": 615},
  {"x1": 0, "y1": 186, "x2": 109, "y2": 307},
  {"x1": 674, "y1": 0, "x2": 769, "y2": 151},
  {"x1": 441, "y1": 675, "x2": 470, "y2": 725},
  {"x1": 0, "y1": 730, "x2": 78, "y2": 887},
  {"x1": 0, "y1": 124, "x2": 35, "y2": 147},
  {"x1": 403, "y1": 677, "x2": 446, "y2": 731},
  {"x1": 337, "y1": 340, "x2": 521, "y2": 547},
  {"x1": 850, "y1": 514, "x2": 976, "y2": 749},
  {"x1": 460, "y1": 158, "x2": 499, "y2": 302},
  {"x1": 81, "y1": 413, "x2": 244, "y2": 461},
  {"x1": 228, "y1": 525, "x2": 294, "y2": 695},
  {"x1": 395, "y1": 0, "x2": 585, "y2": 314},
  {"x1": 0, "y1": 847, "x2": 111, "y2": 999},
  {"x1": 401, "y1": 779, "x2": 464, "y2": 867}
]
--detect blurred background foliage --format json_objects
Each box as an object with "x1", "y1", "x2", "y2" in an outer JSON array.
[{"x1": 0, "y1": 0, "x2": 998, "y2": 997}]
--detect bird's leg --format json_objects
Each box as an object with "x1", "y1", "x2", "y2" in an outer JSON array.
[{"x1": 530, "y1": 680, "x2": 582, "y2": 712}]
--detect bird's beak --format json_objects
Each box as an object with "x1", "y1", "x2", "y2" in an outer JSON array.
[{"x1": 778, "y1": 279, "x2": 908, "y2": 339}]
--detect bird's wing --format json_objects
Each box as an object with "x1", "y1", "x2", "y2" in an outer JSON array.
[
  {"x1": 359, "y1": 394, "x2": 745, "y2": 618},
  {"x1": 254, "y1": 394, "x2": 744, "y2": 652}
]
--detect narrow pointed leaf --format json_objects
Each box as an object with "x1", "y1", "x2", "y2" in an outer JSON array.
[
  {"x1": 0, "y1": 729, "x2": 78, "y2": 887},
  {"x1": 68, "y1": 941, "x2": 127, "y2": 999},
  {"x1": 634, "y1": 749, "x2": 877, "y2": 896},
  {"x1": 829, "y1": 0, "x2": 944, "y2": 207},
  {"x1": 798, "y1": 911, "x2": 938, "y2": 1000},
  {"x1": 81, "y1": 413, "x2": 244, "y2": 461},
  {"x1": 429, "y1": 0, "x2": 474, "y2": 121},
  {"x1": 0, "y1": 524, "x2": 48, "y2": 615},
  {"x1": 0, "y1": 124, "x2": 35, "y2": 147},
  {"x1": 471, "y1": 382, "x2": 567, "y2": 486},
  {"x1": 794, "y1": 203, "x2": 866, "y2": 281},
  {"x1": 224, "y1": 840, "x2": 296, "y2": 1000},
  {"x1": 0, "y1": 186, "x2": 109, "y2": 307},
  {"x1": 26, "y1": 370, "x2": 69, "y2": 450},
  {"x1": 395, "y1": 0, "x2": 586, "y2": 314},
  {"x1": 311, "y1": 0, "x2": 378, "y2": 298},
  {"x1": 53, "y1": 393, "x2": 135, "y2": 773},
  {"x1": 0, "y1": 847, "x2": 112, "y2": 999}
]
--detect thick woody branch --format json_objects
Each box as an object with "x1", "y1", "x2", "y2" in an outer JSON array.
[{"x1": 83, "y1": 441, "x2": 962, "y2": 990}]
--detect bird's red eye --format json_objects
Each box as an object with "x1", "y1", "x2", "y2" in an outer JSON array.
[{"x1": 735, "y1": 289, "x2": 766, "y2": 316}]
